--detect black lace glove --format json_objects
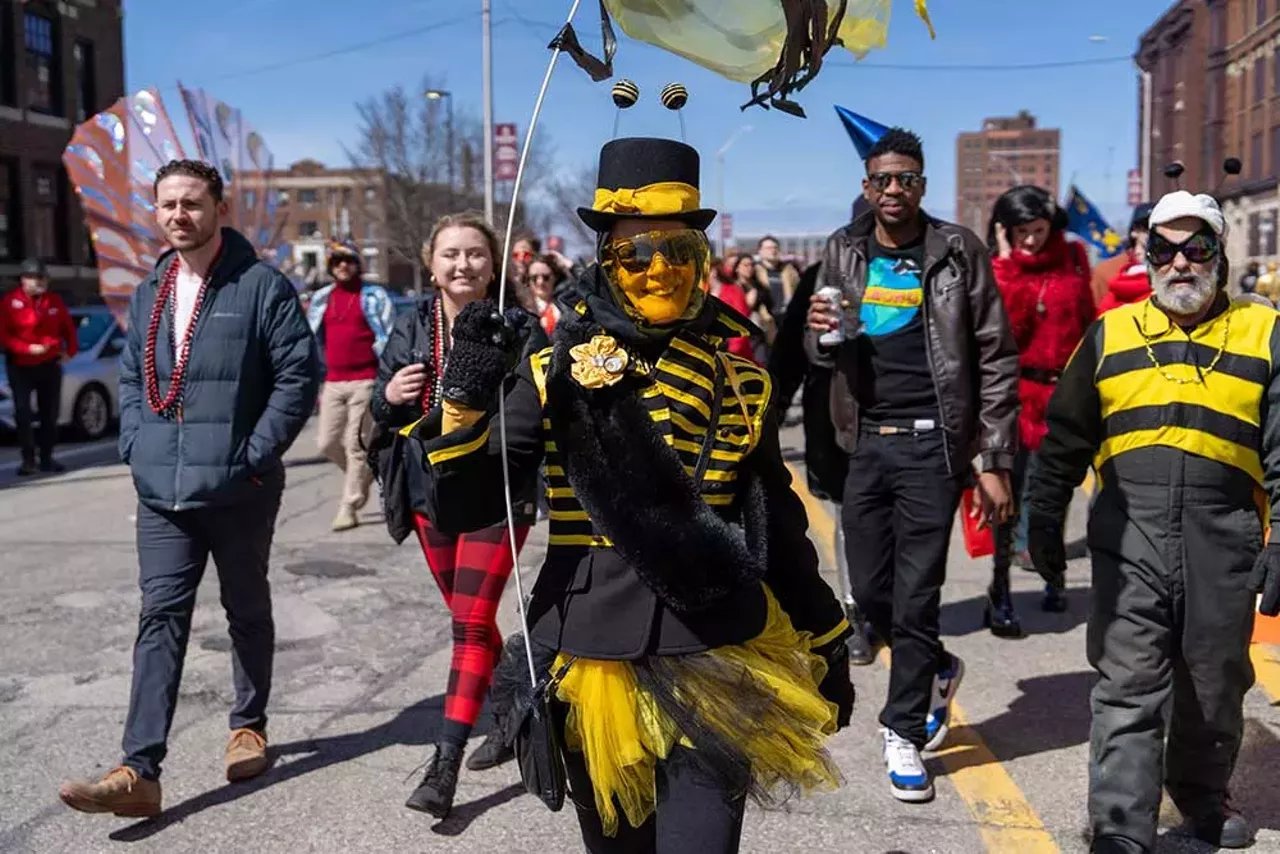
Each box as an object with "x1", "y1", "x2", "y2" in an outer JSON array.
[
  {"x1": 1026, "y1": 511, "x2": 1067, "y2": 589},
  {"x1": 813, "y1": 638, "x2": 854, "y2": 729},
  {"x1": 1249, "y1": 542, "x2": 1280, "y2": 617},
  {"x1": 440, "y1": 299, "x2": 532, "y2": 412}
]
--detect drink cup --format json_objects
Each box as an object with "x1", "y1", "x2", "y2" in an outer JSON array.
[{"x1": 816, "y1": 285, "x2": 845, "y2": 346}]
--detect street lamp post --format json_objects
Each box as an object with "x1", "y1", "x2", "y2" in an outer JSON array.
[
  {"x1": 716, "y1": 124, "x2": 753, "y2": 257},
  {"x1": 425, "y1": 89, "x2": 455, "y2": 206},
  {"x1": 481, "y1": 0, "x2": 495, "y2": 224}
]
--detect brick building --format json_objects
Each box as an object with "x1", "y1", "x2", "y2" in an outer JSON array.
[
  {"x1": 1218, "y1": 0, "x2": 1280, "y2": 270},
  {"x1": 954, "y1": 111, "x2": 1061, "y2": 238},
  {"x1": 0, "y1": 0, "x2": 124, "y2": 302}
]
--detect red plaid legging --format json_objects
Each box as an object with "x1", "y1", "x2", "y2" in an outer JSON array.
[{"x1": 412, "y1": 514, "x2": 530, "y2": 728}]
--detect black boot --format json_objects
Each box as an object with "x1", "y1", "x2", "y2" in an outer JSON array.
[
  {"x1": 16, "y1": 457, "x2": 37, "y2": 477},
  {"x1": 1181, "y1": 804, "x2": 1255, "y2": 849},
  {"x1": 465, "y1": 729, "x2": 514, "y2": 771},
  {"x1": 983, "y1": 567, "x2": 1022, "y2": 638},
  {"x1": 844, "y1": 602, "x2": 876, "y2": 666},
  {"x1": 1041, "y1": 577, "x2": 1068, "y2": 613},
  {"x1": 405, "y1": 743, "x2": 465, "y2": 818},
  {"x1": 39, "y1": 457, "x2": 65, "y2": 473}
]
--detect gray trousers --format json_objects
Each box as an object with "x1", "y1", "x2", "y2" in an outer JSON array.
[{"x1": 1087, "y1": 476, "x2": 1259, "y2": 852}]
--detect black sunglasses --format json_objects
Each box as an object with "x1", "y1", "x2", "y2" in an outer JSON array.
[
  {"x1": 866, "y1": 171, "x2": 925, "y2": 193},
  {"x1": 1146, "y1": 230, "x2": 1219, "y2": 267}
]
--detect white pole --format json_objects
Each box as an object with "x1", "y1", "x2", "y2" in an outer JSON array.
[
  {"x1": 715, "y1": 125, "x2": 752, "y2": 257},
  {"x1": 482, "y1": 0, "x2": 495, "y2": 224},
  {"x1": 1141, "y1": 69, "x2": 1153, "y2": 201}
]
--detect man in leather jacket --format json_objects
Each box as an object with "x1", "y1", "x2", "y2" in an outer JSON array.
[{"x1": 806, "y1": 127, "x2": 1019, "y2": 803}]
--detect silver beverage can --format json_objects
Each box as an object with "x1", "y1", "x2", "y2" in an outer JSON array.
[{"x1": 816, "y1": 285, "x2": 845, "y2": 346}]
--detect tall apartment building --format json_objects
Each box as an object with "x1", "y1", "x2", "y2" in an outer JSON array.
[
  {"x1": 0, "y1": 0, "x2": 125, "y2": 302},
  {"x1": 954, "y1": 111, "x2": 1061, "y2": 238}
]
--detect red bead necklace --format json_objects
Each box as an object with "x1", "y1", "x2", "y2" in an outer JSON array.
[
  {"x1": 144, "y1": 250, "x2": 221, "y2": 418},
  {"x1": 420, "y1": 296, "x2": 447, "y2": 411}
]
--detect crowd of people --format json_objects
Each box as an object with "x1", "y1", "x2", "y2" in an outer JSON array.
[{"x1": 31, "y1": 110, "x2": 1280, "y2": 854}]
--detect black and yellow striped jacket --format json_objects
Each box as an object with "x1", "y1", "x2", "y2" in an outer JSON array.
[
  {"x1": 415, "y1": 295, "x2": 848, "y2": 660},
  {"x1": 1027, "y1": 295, "x2": 1280, "y2": 525}
]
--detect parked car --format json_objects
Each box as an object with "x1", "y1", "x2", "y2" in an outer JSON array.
[{"x1": 0, "y1": 306, "x2": 125, "y2": 441}]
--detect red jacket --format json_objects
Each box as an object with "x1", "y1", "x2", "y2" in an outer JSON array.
[
  {"x1": 991, "y1": 233, "x2": 1094, "y2": 451},
  {"x1": 1097, "y1": 253, "x2": 1151, "y2": 316},
  {"x1": 0, "y1": 286, "x2": 78, "y2": 367}
]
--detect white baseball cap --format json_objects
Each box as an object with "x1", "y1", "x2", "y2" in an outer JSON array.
[{"x1": 1149, "y1": 190, "x2": 1226, "y2": 237}]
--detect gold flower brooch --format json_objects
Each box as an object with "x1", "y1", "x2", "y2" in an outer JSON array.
[{"x1": 570, "y1": 335, "x2": 630, "y2": 389}]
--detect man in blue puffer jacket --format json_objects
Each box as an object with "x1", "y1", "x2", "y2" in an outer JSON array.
[{"x1": 59, "y1": 159, "x2": 320, "y2": 818}]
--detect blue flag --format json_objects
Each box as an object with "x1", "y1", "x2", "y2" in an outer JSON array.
[{"x1": 1064, "y1": 186, "x2": 1124, "y2": 259}]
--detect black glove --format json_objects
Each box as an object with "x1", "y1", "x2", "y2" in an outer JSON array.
[
  {"x1": 440, "y1": 300, "x2": 532, "y2": 411},
  {"x1": 1250, "y1": 542, "x2": 1280, "y2": 617},
  {"x1": 1026, "y1": 510, "x2": 1067, "y2": 589},
  {"x1": 813, "y1": 638, "x2": 854, "y2": 729}
]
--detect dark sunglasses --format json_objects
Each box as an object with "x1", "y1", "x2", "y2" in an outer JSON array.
[
  {"x1": 602, "y1": 228, "x2": 710, "y2": 274},
  {"x1": 1146, "y1": 230, "x2": 1219, "y2": 266},
  {"x1": 866, "y1": 171, "x2": 925, "y2": 193}
]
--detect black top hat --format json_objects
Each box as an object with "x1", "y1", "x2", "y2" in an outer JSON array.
[{"x1": 577, "y1": 137, "x2": 718, "y2": 234}]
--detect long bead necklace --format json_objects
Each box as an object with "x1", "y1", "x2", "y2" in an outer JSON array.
[
  {"x1": 421, "y1": 296, "x2": 447, "y2": 410},
  {"x1": 144, "y1": 251, "x2": 220, "y2": 418},
  {"x1": 1138, "y1": 299, "x2": 1230, "y2": 385}
]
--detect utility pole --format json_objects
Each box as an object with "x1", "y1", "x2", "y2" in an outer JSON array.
[
  {"x1": 1140, "y1": 67, "x2": 1153, "y2": 201},
  {"x1": 482, "y1": 0, "x2": 495, "y2": 224}
]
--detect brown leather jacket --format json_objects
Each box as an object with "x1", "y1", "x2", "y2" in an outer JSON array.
[{"x1": 803, "y1": 214, "x2": 1020, "y2": 475}]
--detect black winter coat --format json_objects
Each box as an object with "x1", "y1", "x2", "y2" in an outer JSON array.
[{"x1": 119, "y1": 228, "x2": 320, "y2": 511}]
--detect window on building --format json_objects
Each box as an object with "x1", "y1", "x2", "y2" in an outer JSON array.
[
  {"x1": 362, "y1": 250, "x2": 379, "y2": 278},
  {"x1": 1253, "y1": 131, "x2": 1265, "y2": 178},
  {"x1": 364, "y1": 187, "x2": 377, "y2": 204},
  {"x1": 1250, "y1": 212, "x2": 1262, "y2": 256},
  {"x1": 242, "y1": 189, "x2": 257, "y2": 210},
  {"x1": 23, "y1": 12, "x2": 58, "y2": 115},
  {"x1": 1267, "y1": 209, "x2": 1279, "y2": 256},
  {"x1": 1259, "y1": 0, "x2": 1269, "y2": 27},
  {"x1": 1212, "y1": 2, "x2": 1227, "y2": 48},
  {"x1": 1257, "y1": 61, "x2": 1268, "y2": 103},
  {"x1": 297, "y1": 220, "x2": 319, "y2": 238},
  {"x1": 365, "y1": 220, "x2": 378, "y2": 241},
  {"x1": 30, "y1": 164, "x2": 63, "y2": 261},
  {"x1": 73, "y1": 41, "x2": 95, "y2": 123},
  {"x1": 0, "y1": 160, "x2": 15, "y2": 261},
  {"x1": 297, "y1": 189, "x2": 318, "y2": 206}
]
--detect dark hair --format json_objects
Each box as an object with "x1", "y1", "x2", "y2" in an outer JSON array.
[
  {"x1": 731, "y1": 253, "x2": 755, "y2": 280},
  {"x1": 864, "y1": 128, "x2": 924, "y2": 170},
  {"x1": 513, "y1": 233, "x2": 542, "y2": 253},
  {"x1": 525, "y1": 254, "x2": 566, "y2": 288},
  {"x1": 154, "y1": 159, "x2": 224, "y2": 202},
  {"x1": 985, "y1": 185, "x2": 1068, "y2": 251},
  {"x1": 757, "y1": 235, "x2": 779, "y2": 249}
]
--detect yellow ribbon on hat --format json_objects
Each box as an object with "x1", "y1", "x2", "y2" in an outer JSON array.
[{"x1": 592, "y1": 181, "x2": 701, "y2": 217}]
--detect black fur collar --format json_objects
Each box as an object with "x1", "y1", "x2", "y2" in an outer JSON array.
[{"x1": 543, "y1": 307, "x2": 766, "y2": 613}]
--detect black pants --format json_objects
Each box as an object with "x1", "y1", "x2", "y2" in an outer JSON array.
[
  {"x1": 121, "y1": 486, "x2": 283, "y2": 780},
  {"x1": 561, "y1": 712, "x2": 748, "y2": 853},
  {"x1": 7, "y1": 359, "x2": 61, "y2": 463},
  {"x1": 1086, "y1": 476, "x2": 1258, "y2": 852},
  {"x1": 841, "y1": 429, "x2": 962, "y2": 747},
  {"x1": 993, "y1": 446, "x2": 1031, "y2": 576}
]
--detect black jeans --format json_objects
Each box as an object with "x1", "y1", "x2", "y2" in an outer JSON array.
[
  {"x1": 7, "y1": 358, "x2": 61, "y2": 463},
  {"x1": 841, "y1": 429, "x2": 962, "y2": 748},
  {"x1": 122, "y1": 485, "x2": 283, "y2": 780},
  {"x1": 561, "y1": 711, "x2": 748, "y2": 854}
]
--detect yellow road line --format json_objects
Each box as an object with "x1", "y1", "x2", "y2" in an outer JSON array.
[
  {"x1": 787, "y1": 464, "x2": 1060, "y2": 854},
  {"x1": 1249, "y1": 643, "x2": 1280, "y2": 702}
]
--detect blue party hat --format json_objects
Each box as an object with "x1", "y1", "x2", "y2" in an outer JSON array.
[{"x1": 835, "y1": 106, "x2": 890, "y2": 160}]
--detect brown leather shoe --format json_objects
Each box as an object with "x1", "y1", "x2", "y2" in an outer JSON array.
[
  {"x1": 225, "y1": 728, "x2": 269, "y2": 782},
  {"x1": 59, "y1": 766, "x2": 161, "y2": 817}
]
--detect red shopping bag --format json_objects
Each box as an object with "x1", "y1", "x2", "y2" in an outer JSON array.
[{"x1": 959, "y1": 487, "x2": 994, "y2": 558}]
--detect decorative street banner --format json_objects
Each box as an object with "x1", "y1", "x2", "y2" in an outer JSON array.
[{"x1": 494, "y1": 123, "x2": 519, "y2": 182}]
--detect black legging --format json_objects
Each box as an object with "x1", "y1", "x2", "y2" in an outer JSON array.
[{"x1": 560, "y1": 719, "x2": 749, "y2": 854}]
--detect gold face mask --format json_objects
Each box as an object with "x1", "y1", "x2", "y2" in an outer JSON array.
[{"x1": 602, "y1": 228, "x2": 710, "y2": 325}]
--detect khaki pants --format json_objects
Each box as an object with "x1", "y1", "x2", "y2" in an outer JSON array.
[{"x1": 317, "y1": 379, "x2": 375, "y2": 510}]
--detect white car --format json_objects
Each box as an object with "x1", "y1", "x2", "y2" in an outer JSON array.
[{"x1": 0, "y1": 306, "x2": 125, "y2": 441}]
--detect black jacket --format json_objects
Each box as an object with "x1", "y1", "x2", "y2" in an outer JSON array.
[
  {"x1": 414, "y1": 271, "x2": 848, "y2": 659},
  {"x1": 804, "y1": 212, "x2": 1020, "y2": 474},
  {"x1": 118, "y1": 228, "x2": 320, "y2": 511}
]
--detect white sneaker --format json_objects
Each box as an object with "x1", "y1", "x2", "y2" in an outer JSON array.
[
  {"x1": 882, "y1": 727, "x2": 934, "y2": 802},
  {"x1": 923, "y1": 653, "x2": 965, "y2": 752}
]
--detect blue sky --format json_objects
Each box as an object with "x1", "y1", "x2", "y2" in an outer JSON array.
[{"x1": 124, "y1": 0, "x2": 1173, "y2": 239}]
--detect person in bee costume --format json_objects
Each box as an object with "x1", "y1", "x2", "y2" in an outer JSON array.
[
  {"x1": 410, "y1": 136, "x2": 854, "y2": 853},
  {"x1": 1025, "y1": 189, "x2": 1280, "y2": 853}
]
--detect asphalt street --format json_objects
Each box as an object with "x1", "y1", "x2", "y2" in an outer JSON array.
[{"x1": 2, "y1": 422, "x2": 1280, "y2": 853}]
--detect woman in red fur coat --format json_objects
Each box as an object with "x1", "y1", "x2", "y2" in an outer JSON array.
[{"x1": 984, "y1": 186, "x2": 1095, "y2": 637}]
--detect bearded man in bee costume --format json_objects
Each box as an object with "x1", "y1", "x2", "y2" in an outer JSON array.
[{"x1": 411, "y1": 136, "x2": 854, "y2": 853}]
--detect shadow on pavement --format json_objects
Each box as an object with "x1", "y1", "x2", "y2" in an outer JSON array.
[
  {"x1": 107, "y1": 693, "x2": 515, "y2": 842},
  {"x1": 940, "y1": 585, "x2": 1089, "y2": 638},
  {"x1": 429, "y1": 784, "x2": 527, "y2": 836},
  {"x1": 929, "y1": 670, "x2": 1095, "y2": 777}
]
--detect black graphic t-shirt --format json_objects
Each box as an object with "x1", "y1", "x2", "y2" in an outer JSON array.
[{"x1": 853, "y1": 237, "x2": 941, "y2": 426}]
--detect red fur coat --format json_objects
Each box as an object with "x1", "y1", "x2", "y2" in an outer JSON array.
[{"x1": 991, "y1": 232, "x2": 1095, "y2": 450}]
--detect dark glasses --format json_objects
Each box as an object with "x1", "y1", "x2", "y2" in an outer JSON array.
[
  {"x1": 1146, "y1": 230, "x2": 1219, "y2": 266},
  {"x1": 602, "y1": 228, "x2": 710, "y2": 274},
  {"x1": 867, "y1": 171, "x2": 925, "y2": 192}
]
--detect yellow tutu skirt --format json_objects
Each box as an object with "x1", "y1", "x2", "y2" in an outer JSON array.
[{"x1": 553, "y1": 585, "x2": 841, "y2": 836}]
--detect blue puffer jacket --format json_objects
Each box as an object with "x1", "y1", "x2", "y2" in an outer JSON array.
[{"x1": 119, "y1": 228, "x2": 321, "y2": 511}]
